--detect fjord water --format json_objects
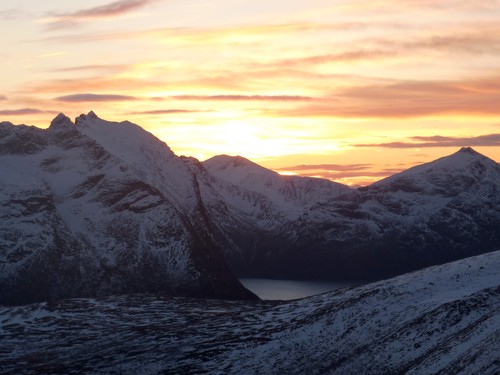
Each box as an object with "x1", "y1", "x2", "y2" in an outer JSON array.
[{"x1": 240, "y1": 278, "x2": 361, "y2": 300}]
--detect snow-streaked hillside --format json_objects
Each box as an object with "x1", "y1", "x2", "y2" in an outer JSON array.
[
  {"x1": 0, "y1": 113, "x2": 255, "y2": 305},
  {"x1": 1, "y1": 251, "x2": 498, "y2": 374}
]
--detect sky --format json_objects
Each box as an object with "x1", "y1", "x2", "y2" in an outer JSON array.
[{"x1": 1, "y1": 0, "x2": 499, "y2": 185}]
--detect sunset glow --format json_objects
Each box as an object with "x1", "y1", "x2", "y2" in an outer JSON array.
[{"x1": 1, "y1": 0, "x2": 499, "y2": 185}]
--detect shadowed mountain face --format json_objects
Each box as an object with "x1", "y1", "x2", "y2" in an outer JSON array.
[
  {"x1": 203, "y1": 147, "x2": 500, "y2": 280},
  {"x1": 0, "y1": 113, "x2": 255, "y2": 305}
]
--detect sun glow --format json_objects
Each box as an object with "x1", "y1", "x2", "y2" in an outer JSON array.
[{"x1": 1, "y1": 0, "x2": 499, "y2": 184}]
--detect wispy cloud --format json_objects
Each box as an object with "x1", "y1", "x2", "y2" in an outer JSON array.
[
  {"x1": 0, "y1": 9, "x2": 26, "y2": 20},
  {"x1": 256, "y1": 50, "x2": 396, "y2": 70},
  {"x1": 126, "y1": 109, "x2": 214, "y2": 115},
  {"x1": 55, "y1": 93, "x2": 137, "y2": 102},
  {"x1": 293, "y1": 169, "x2": 402, "y2": 182},
  {"x1": 172, "y1": 94, "x2": 315, "y2": 101},
  {"x1": 50, "y1": 64, "x2": 129, "y2": 73},
  {"x1": 35, "y1": 22, "x2": 366, "y2": 43},
  {"x1": 271, "y1": 75, "x2": 500, "y2": 118},
  {"x1": 0, "y1": 95, "x2": 7, "y2": 101},
  {"x1": 354, "y1": 134, "x2": 500, "y2": 148},
  {"x1": 277, "y1": 163, "x2": 372, "y2": 172},
  {"x1": 45, "y1": 0, "x2": 159, "y2": 30},
  {"x1": 0, "y1": 108, "x2": 55, "y2": 116}
]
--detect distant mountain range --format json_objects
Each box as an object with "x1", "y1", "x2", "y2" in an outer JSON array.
[
  {"x1": 203, "y1": 145, "x2": 500, "y2": 281},
  {"x1": 1, "y1": 113, "x2": 499, "y2": 304}
]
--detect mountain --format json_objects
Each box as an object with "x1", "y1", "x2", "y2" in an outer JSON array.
[
  {"x1": 2, "y1": 113, "x2": 498, "y2": 302},
  {"x1": 0, "y1": 112, "x2": 255, "y2": 305},
  {"x1": 201, "y1": 154, "x2": 352, "y2": 272},
  {"x1": 203, "y1": 148, "x2": 500, "y2": 280},
  {"x1": 1, "y1": 250, "x2": 498, "y2": 374}
]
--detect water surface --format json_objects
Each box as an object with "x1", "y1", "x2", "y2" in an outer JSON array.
[{"x1": 239, "y1": 278, "x2": 360, "y2": 300}]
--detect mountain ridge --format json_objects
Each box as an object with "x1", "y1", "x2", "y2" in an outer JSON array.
[{"x1": 0, "y1": 112, "x2": 256, "y2": 305}]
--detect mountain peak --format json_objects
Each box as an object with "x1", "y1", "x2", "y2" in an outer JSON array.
[
  {"x1": 370, "y1": 147, "x2": 498, "y2": 194},
  {"x1": 458, "y1": 146, "x2": 476, "y2": 154},
  {"x1": 49, "y1": 113, "x2": 73, "y2": 130}
]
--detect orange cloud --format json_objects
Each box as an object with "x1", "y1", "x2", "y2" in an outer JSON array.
[
  {"x1": 276, "y1": 164, "x2": 372, "y2": 172},
  {"x1": 269, "y1": 75, "x2": 500, "y2": 118},
  {"x1": 126, "y1": 109, "x2": 214, "y2": 115},
  {"x1": 172, "y1": 94, "x2": 315, "y2": 102}
]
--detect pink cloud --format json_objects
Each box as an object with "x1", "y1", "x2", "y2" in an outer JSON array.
[
  {"x1": 354, "y1": 134, "x2": 500, "y2": 148},
  {"x1": 0, "y1": 108, "x2": 55, "y2": 116},
  {"x1": 46, "y1": 0, "x2": 159, "y2": 30}
]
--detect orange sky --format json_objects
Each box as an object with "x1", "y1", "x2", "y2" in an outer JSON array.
[{"x1": 1, "y1": 0, "x2": 499, "y2": 185}]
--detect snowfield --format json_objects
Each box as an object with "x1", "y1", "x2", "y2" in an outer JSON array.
[{"x1": 1, "y1": 251, "x2": 498, "y2": 374}]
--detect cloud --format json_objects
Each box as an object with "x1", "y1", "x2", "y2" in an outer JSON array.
[
  {"x1": 277, "y1": 164, "x2": 372, "y2": 172},
  {"x1": 354, "y1": 134, "x2": 500, "y2": 148},
  {"x1": 35, "y1": 22, "x2": 366, "y2": 44},
  {"x1": 51, "y1": 64, "x2": 129, "y2": 73},
  {"x1": 172, "y1": 94, "x2": 314, "y2": 102},
  {"x1": 258, "y1": 50, "x2": 396, "y2": 70},
  {"x1": 126, "y1": 109, "x2": 214, "y2": 115},
  {"x1": 293, "y1": 169, "x2": 402, "y2": 181},
  {"x1": 0, "y1": 95, "x2": 7, "y2": 101},
  {"x1": 45, "y1": 0, "x2": 159, "y2": 29},
  {"x1": 0, "y1": 9, "x2": 26, "y2": 20},
  {"x1": 55, "y1": 93, "x2": 137, "y2": 102},
  {"x1": 271, "y1": 75, "x2": 500, "y2": 118},
  {"x1": 0, "y1": 108, "x2": 55, "y2": 116}
]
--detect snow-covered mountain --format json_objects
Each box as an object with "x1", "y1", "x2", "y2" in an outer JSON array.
[
  {"x1": 203, "y1": 148, "x2": 500, "y2": 280},
  {"x1": 201, "y1": 154, "x2": 352, "y2": 271},
  {"x1": 1, "y1": 250, "x2": 498, "y2": 374},
  {"x1": 0, "y1": 112, "x2": 255, "y2": 305},
  {"x1": 1, "y1": 113, "x2": 498, "y2": 304}
]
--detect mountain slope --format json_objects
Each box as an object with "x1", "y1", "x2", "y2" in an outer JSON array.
[
  {"x1": 0, "y1": 113, "x2": 255, "y2": 305},
  {"x1": 1, "y1": 251, "x2": 498, "y2": 374}
]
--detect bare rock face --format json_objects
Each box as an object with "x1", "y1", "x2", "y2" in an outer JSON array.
[{"x1": 0, "y1": 113, "x2": 255, "y2": 305}]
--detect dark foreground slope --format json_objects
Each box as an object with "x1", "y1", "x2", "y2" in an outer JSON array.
[
  {"x1": 0, "y1": 113, "x2": 254, "y2": 304},
  {"x1": 1, "y1": 251, "x2": 498, "y2": 374}
]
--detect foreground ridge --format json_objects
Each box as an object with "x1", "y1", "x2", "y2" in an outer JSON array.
[{"x1": 1, "y1": 251, "x2": 498, "y2": 374}]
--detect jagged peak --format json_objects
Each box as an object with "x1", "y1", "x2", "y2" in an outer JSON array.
[
  {"x1": 49, "y1": 113, "x2": 74, "y2": 130},
  {"x1": 75, "y1": 111, "x2": 100, "y2": 125}
]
